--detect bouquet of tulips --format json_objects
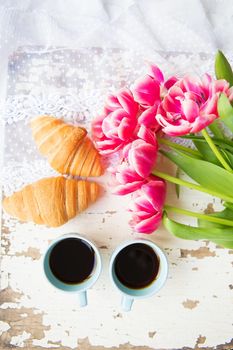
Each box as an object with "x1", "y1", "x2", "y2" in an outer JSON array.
[{"x1": 92, "y1": 51, "x2": 233, "y2": 249}]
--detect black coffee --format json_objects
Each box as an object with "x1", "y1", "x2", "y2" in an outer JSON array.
[
  {"x1": 114, "y1": 243, "x2": 160, "y2": 289},
  {"x1": 49, "y1": 238, "x2": 95, "y2": 284}
]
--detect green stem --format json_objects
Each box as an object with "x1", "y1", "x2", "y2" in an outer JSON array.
[
  {"x1": 202, "y1": 128, "x2": 232, "y2": 172},
  {"x1": 164, "y1": 204, "x2": 233, "y2": 227},
  {"x1": 152, "y1": 169, "x2": 233, "y2": 203},
  {"x1": 158, "y1": 137, "x2": 201, "y2": 157}
]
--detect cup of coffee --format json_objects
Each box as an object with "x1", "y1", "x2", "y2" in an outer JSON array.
[
  {"x1": 43, "y1": 233, "x2": 101, "y2": 307},
  {"x1": 109, "y1": 239, "x2": 168, "y2": 311}
]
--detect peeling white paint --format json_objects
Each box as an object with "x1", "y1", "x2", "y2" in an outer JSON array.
[
  {"x1": 0, "y1": 321, "x2": 11, "y2": 335},
  {"x1": 1, "y1": 181, "x2": 233, "y2": 349},
  {"x1": 1, "y1": 302, "x2": 23, "y2": 309},
  {"x1": 2, "y1": 191, "x2": 233, "y2": 349},
  {"x1": 32, "y1": 338, "x2": 61, "y2": 348},
  {"x1": 10, "y1": 331, "x2": 31, "y2": 347},
  {"x1": 1, "y1": 271, "x2": 9, "y2": 290}
]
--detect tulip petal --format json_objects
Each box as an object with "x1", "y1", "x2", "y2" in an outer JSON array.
[
  {"x1": 112, "y1": 181, "x2": 143, "y2": 195},
  {"x1": 96, "y1": 139, "x2": 122, "y2": 154},
  {"x1": 117, "y1": 88, "x2": 138, "y2": 116},
  {"x1": 118, "y1": 117, "x2": 136, "y2": 141},
  {"x1": 212, "y1": 79, "x2": 229, "y2": 94},
  {"x1": 162, "y1": 93, "x2": 181, "y2": 113},
  {"x1": 128, "y1": 141, "x2": 157, "y2": 178},
  {"x1": 168, "y1": 85, "x2": 184, "y2": 99},
  {"x1": 132, "y1": 196, "x2": 155, "y2": 213},
  {"x1": 190, "y1": 114, "x2": 216, "y2": 133},
  {"x1": 105, "y1": 94, "x2": 121, "y2": 111},
  {"x1": 201, "y1": 73, "x2": 212, "y2": 98},
  {"x1": 164, "y1": 76, "x2": 178, "y2": 90},
  {"x1": 131, "y1": 212, "x2": 163, "y2": 233},
  {"x1": 182, "y1": 99, "x2": 199, "y2": 122},
  {"x1": 201, "y1": 95, "x2": 218, "y2": 115},
  {"x1": 132, "y1": 75, "x2": 160, "y2": 106},
  {"x1": 137, "y1": 125, "x2": 158, "y2": 146},
  {"x1": 149, "y1": 64, "x2": 164, "y2": 83},
  {"x1": 115, "y1": 166, "x2": 142, "y2": 183},
  {"x1": 181, "y1": 75, "x2": 202, "y2": 95},
  {"x1": 91, "y1": 115, "x2": 105, "y2": 141},
  {"x1": 141, "y1": 180, "x2": 166, "y2": 211},
  {"x1": 156, "y1": 114, "x2": 191, "y2": 136},
  {"x1": 138, "y1": 105, "x2": 160, "y2": 131}
]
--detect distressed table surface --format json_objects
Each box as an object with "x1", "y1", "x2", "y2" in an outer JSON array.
[{"x1": 0, "y1": 47, "x2": 233, "y2": 350}]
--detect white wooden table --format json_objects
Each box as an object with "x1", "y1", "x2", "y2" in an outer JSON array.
[{"x1": 0, "y1": 47, "x2": 232, "y2": 350}]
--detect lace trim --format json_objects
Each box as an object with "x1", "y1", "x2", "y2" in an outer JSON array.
[
  {"x1": 2, "y1": 92, "x2": 99, "y2": 127},
  {"x1": 1, "y1": 48, "x2": 222, "y2": 196}
]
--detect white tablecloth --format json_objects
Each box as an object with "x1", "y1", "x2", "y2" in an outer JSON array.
[{"x1": 0, "y1": 0, "x2": 232, "y2": 96}]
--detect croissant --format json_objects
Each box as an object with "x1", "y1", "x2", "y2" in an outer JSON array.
[
  {"x1": 3, "y1": 177, "x2": 100, "y2": 227},
  {"x1": 30, "y1": 115, "x2": 103, "y2": 177}
]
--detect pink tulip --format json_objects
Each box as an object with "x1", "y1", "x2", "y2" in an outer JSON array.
[
  {"x1": 156, "y1": 74, "x2": 232, "y2": 136},
  {"x1": 137, "y1": 105, "x2": 161, "y2": 132},
  {"x1": 123, "y1": 139, "x2": 158, "y2": 178},
  {"x1": 131, "y1": 64, "x2": 177, "y2": 108},
  {"x1": 109, "y1": 163, "x2": 146, "y2": 196},
  {"x1": 110, "y1": 138, "x2": 158, "y2": 195},
  {"x1": 129, "y1": 176, "x2": 166, "y2": 233},
  {"x1": 92, "y1": 88, "x2": 138, "y2": 154},
  {"x1": 136, "y1": 124, "x2": 158, "y2": 147}
]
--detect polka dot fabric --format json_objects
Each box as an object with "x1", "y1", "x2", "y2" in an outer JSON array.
[{"x1": 2, "y1": 47, "x2": 231, "y2": 195}]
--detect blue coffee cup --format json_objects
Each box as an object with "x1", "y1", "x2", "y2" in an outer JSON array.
[
  {"x1": 43, "y1": 233, "x2": 101, "y2": 307},
  {"x1": 109, "y1": 239, "x2": 168, "y2": 311}
]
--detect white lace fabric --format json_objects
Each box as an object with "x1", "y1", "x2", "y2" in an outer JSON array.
[{"x1": 1, "y1": 48, "x2": 219, "y2": 197}]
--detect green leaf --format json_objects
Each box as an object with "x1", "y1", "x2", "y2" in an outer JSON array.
[
  {"x1": 208, "y1": 120, "x2": 224, "y2": 139},
  {"x1": 198, "y1": 207, "x2": 233, "y2": 228},
  {"x1": 215, "y1": 50, "x2": 233, "y2": 86},
  {"x1": 224, "y1": 202, "x2": 233, "y2": 211},
  {"x1": 193, "y1": 139, "x2": 221, "y2": 166},
  {"x1": 161, "y1": 149, "x2": 233, "y2": 198},
  {"x1": 158, "y1": 137, "x2": 203, "y2": 159},
  {"x1": 217, "y1": 93, "x2": 233, "y2": 133},
  {"x1": 163, "y1": 212, "x2": 233, "y2": 248},
  {"x1": 198, "y1": 219, "x2": 223, "y2": 229},
  {"x1": 222, "y1": 149, "x2": 233, "y2": 168},
  {"x1": 212, "y1": 240, "x2": 233, "y2": 249},
  {"x1": 168, "y1": 146, "x2": 202, "y2": 159},
  {"x1": 198, "y1": 207, "x2": 233, "y2": 248},
  {"x1": 181, "y1": 135, "x2": 233, "y2": 154},
  {"x1": 193, "y1": 137, "x2": 232, "y2": 168},
  {"x1": 175, "y1": 167, "x2": 180, "y2": 198}
]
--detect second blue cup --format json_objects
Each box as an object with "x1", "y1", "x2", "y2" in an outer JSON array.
[{"x1": 109, "y1": 239, "x2": 168, "y2": 311}]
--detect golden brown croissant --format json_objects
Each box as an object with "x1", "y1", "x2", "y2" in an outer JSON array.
[
  {"x1": 3, "y1": 177, "x2": 100, "y2": 227},
  {"x1": 30, "y1": 115, "x2": 103, "y2": 177}
]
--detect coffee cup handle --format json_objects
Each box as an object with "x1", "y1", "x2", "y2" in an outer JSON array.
[
  {"x1": 79, "y1": 291, "x2": 87, "y2": 307},
  {"x1": 121, "y1": 295, "x2": 134, "y2": 311}
]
